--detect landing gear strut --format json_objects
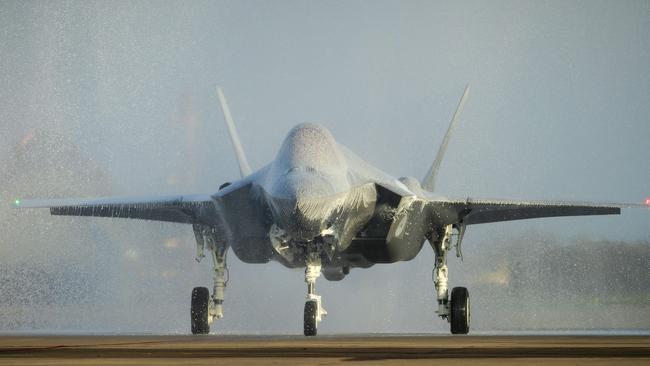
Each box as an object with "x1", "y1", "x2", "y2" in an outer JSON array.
[
  {"x1": 431, "y1": 224, "x2": 470, "y2": 334},
  {"x1": 208, "y1": 243, "x2": 228, "y2": 323},
  {"x1": 304, "y1": 252, "x2": 327, "y2": 336},
  {"x1": 191, "y1": 225, "x2": 229, "y2": 335}
]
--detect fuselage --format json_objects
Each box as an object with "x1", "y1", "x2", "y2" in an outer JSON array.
[
  {"x1": 262, "y1": 123, "x2": 356, "y2": 240},
  {"x1": 220, "y1": 123, "x2": 432, "y2": 273},
  {"x1": 260, "y1": 124, "x2": 379, "y2": 259}
]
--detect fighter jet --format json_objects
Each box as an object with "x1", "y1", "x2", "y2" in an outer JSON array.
[{"x1": 16, "y1": 86, "x2": 642, "y2": 336}]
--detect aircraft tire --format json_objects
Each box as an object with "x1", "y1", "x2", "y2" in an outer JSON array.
[
  {"x1": 191, "y1": 287, "x2": 210, "y2": 335},
  {"x1": 304, "y1": 300, "x2": 318, "y2": 336},
  {"x1": 450, "y1": 287, "x2": 470, "y2": 335}
]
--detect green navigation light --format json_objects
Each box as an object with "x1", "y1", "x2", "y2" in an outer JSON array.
[{"x1": 14, "y1": 199, "x2": 20, "y2": 207}]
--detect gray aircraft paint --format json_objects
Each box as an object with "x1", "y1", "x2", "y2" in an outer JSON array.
[
  {"x1": 16, "y1": 119, "x2": 635, "y2": 270},
  {"x1": 15, "y1": 112, "x2": 643, "y2": 334},
  {"x1": 2, "y1": 1, "x2": 650, "y2": 334}
]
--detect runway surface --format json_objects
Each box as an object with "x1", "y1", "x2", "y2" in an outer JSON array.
[{"x1": 1, "y1": 335, "x2": 649, "y2": 365}]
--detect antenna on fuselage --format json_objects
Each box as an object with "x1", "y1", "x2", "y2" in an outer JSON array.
[
  {"x1": 216, "y1": 86, "x2": 252, "y2": 178},
  {"x1": 421, "y1": 84, "x2": 470, "y2": 192}
]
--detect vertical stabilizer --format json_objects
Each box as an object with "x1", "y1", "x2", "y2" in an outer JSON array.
[
  {"x1": 216, "y1": 87, "x2": 252, "y2": 178},
  {"x1": 421, "y1": 84, "x2": 470, "y2": 192}
]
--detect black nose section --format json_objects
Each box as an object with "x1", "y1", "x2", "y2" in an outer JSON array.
[
  {"x1": 266, "y1": 168, "x2": 339, "y2": 239},
  {"x1": 269, "y1": 195, "x2": 331, "y2": 242},
  {"x1": 290, "y1": 203, "x2": 323, "y2": 241},
  {"x1": 265, "y1": 154, "x2": 353, "y2": 242}
]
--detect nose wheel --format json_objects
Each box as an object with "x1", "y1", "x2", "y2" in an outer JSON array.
[
  {"x1": 304, "y1": 300, "x2": 318, "y2": 336},
  {"x1": 303, "y1": 253, "x2": 327, "y2": 336}
]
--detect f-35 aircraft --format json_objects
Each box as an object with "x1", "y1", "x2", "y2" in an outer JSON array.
[{"x1": 17, "y1": 86, "x2": 641, "y2": 335}]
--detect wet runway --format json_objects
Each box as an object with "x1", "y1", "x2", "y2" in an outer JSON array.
[{"x1": 1, "y1": 335, "x2": 649, "y2": 365}]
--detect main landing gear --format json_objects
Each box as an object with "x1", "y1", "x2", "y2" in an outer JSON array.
[
  {"x1": 432, "y1": 224, "x2": 470, "y2": 334},
  {"x1": 191, "y1": 225, "x2": 228, "y2": 335}
]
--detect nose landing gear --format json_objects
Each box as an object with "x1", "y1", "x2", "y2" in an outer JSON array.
[{"x1": 304, "y1": 253, "x2": 327, "y2": 336}]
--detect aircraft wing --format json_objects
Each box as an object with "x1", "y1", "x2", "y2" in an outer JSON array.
[
  {"x1": 428, "y1": 198, "x2": 644, "y2": 226},
  {"x1": 15, "y1": 194, "x2": 218, "y2": 224}
]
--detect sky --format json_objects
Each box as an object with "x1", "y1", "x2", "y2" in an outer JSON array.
[{"x1": 0, "y1": 1, "x2": 649, "y2": 334}]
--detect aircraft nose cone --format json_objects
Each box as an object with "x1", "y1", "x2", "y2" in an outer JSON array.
[
  {"x1": 267, "y1": 169, "x2": 343, "y2": 241},
  {"x1": 268, "y1": 197, "x2": 324, "y2": 242},
  {"x1": 291, "y1": 204, "x2": 323, "y2": 240}
]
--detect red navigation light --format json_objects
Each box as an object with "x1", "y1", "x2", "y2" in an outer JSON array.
[{"x1": 645, "y1": 198, "x2": 650, "y2": 205}]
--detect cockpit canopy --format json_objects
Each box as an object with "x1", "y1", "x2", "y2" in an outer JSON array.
[{"x1": 265, "y1": 123, "x2": 350, "y2": 199}]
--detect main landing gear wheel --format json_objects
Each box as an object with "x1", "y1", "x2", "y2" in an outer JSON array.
[
  {"x1": 191, "y1": 287, "x2": 210, "y2": 334},
  {"x1": 450, "y1": 287, "x2": 470, "y2": 335},
  {"x1": 304, "y1": 300, "x2": 318, "y2": 336},
  {"x1": 431, "y1": 225, "x2": 470, "y2": 335},
  {"x1": 190, "y1": 230, "x2": 229, "y2": 335}
]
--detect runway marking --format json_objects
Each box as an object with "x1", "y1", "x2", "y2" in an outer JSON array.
[
  {"x1": 3, "y1": 347, "x2": 650, "y2": 359},
  {"x1": 0, "y1": 335, "x2": 649, "y2": 364},
  {"x1": 0, "y1": 339, "x2": 184, "y2": 354}
]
